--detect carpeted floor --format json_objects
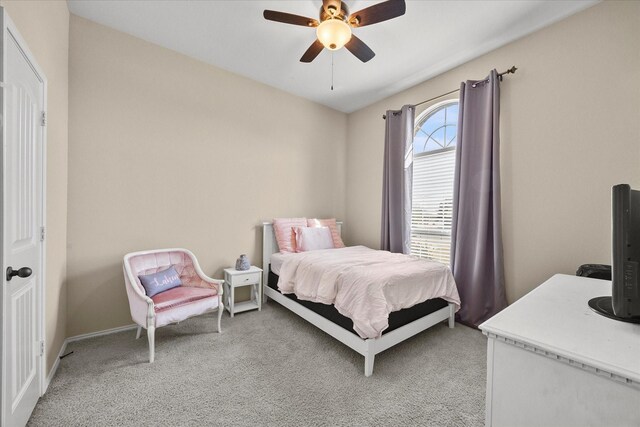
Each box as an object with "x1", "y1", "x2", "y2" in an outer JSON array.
[{"x1": 29, "y1": 303, "x2": 487, "y2": 426}]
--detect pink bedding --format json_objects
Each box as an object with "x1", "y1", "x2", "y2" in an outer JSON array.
[{"x1": 277, "y1": 246, "x2": 461, "y2": 339}]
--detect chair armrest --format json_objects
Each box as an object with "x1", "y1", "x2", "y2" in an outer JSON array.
[
  {"x1": 127, "y1": 283, "x2": 153, "y2": 306},
  {"x1": 184, "y1": 276, "x2": 223, "y2": 296},
  {"x1": 183, "y1": 250, "x2": 224, "y2": 296},
  {"x1": 203, "y1": 278, "x2": 224, "y2": 296},
  {"x1": 123, "y1": 264, "x2": 155, "y2": 327},
  {"x1": 123, "y1": 264, "x2": 153, "y2": 303}
]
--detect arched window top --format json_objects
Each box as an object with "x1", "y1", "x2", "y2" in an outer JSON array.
[{"x1": 413, "y1": 100, "x2": 459, "y2": 156}]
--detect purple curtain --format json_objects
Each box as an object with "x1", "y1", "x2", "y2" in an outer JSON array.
[
  {"x1": 381, "y1": 105, "x2": 415, "y2": 254},
  {"x1": 450, "y1": 70, "x2": 507, "y2": 327}
]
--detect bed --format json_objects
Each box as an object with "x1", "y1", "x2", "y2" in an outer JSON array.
[{"x1": 261, "y1": 221, "x2": 459, "y2": 376}]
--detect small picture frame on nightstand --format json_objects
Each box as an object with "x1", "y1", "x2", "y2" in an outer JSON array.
[{"x1": 223, "y1": 266, "x2": 263, "y2": 317}]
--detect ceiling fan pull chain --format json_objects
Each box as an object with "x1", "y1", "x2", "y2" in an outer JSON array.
[{"x1": 331, "y1": 52, "x2": 334, "y2": 91}]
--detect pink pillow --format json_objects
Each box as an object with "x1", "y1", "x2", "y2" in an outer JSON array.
[
  {"x1": 294, "y1": 226, "x2": 334, "y2": 252},
  {"x1": 273, "y1": 218, "x2": 307, "y2": 253},
  {"x1": 307, "y1": 218, "x2": 345, "y2": 248}
]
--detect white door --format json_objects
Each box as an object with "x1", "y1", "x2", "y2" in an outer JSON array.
[{"x1": 1, "y1": 10, "x2": 46, "y2": 427}]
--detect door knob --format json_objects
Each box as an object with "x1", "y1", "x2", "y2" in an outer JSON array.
[{"x1": 6, "y1": 266, "x2": 32, "y2": 282}]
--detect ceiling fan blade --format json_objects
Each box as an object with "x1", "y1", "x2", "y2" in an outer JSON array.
[
  {"x1": 345, "y1": 35, "x2": 375, "y2": 63},
  {"x1": 263, "y1": 10, "x2": 319, "y2": 27},
  {"x1": 349, "y1": 0, "x2": 406, "y2": 27},
  {"x1": 322, "y1": 0, "x2": 342, "y2": 17},
  {"x1": 300, "y1": 40, "x2": 325, "y2": 63}
]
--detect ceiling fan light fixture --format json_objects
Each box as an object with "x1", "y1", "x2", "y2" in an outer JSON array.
[{"x1": 316, "y1": 19, "x2": 352, "y2": 51}]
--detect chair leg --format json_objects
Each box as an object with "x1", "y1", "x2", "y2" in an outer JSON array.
[
  {"x1": 148, "y1": 325, "x2": 155, "y2": 363},
  {"x1": 217, "y1": 303, "x2": 223, "y2": 333},
  {"x1": 136, "y1": 326, "x2": 142, "y2": 340}
]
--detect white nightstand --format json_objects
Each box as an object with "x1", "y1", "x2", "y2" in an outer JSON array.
[{"x1": 223, "y1": 266, "x2": 263, "y2": 317}]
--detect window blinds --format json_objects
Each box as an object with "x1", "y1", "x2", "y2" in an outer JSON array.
[{"x1": 410, "y1": 148, "x2": 456, "y2": 265}]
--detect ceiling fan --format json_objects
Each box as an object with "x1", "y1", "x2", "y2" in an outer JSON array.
[{"x1": 263, "y1": 0, "x2": 406, "y2": 63}]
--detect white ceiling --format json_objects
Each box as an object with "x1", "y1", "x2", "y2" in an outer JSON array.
[{"x1": 67, "y1": 0, "x2": 598, "y2": 113}]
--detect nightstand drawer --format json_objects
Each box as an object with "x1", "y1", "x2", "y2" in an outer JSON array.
[{"x1": 228, "y1": 272, "x2": 260, "y2": 287}]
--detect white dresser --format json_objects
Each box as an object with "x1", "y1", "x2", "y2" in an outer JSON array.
[{"x1": 479, "y1": 274, "x2": 640, "y2": 427}]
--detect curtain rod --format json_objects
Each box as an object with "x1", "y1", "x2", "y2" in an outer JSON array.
[{"x1": 382, "y1": 66, "x2": 517, "y2": 119}]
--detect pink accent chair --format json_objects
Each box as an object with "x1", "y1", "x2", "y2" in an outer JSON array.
[{"x1": 123, "y1": 248, "x2": 224, "y2": 363}]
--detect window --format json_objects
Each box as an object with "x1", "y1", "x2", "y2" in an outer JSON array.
[{"x1": 411, "y1": 100, "x2": 458, "y2": 265}]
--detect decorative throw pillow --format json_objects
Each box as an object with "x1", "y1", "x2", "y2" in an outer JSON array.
[
  {"x1": 294, "y1": 226, "x2": 334, "y2": 252},
  {"x1": 138, "y1": 266, "x2": 183, "y2": 297},
  {"x1": 307, "y1": 218, "x2": 345, "y2": 248},
  {"x1": 273, "y1": 217, "x2": 307, "y2": 253}
]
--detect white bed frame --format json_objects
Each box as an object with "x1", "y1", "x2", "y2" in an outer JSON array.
[{"x1": 261, "y1": 222, "x2": 455, "y2": 377}]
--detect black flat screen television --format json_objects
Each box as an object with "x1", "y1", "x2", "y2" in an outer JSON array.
[{"x1": 589, "y1": 184, "x2": 640, "y2": 322}]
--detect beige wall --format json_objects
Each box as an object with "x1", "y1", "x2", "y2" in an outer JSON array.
[
  {"x1": 1, "y1": 0, "x2": 69, "y2": 373},
  {"x1": 13, "y1": 0, "x2": 637, "y2": 341},
  {"x1": 67, "y1": 16, "x2": 347, "y2": 336},
  {"x1": 346, "y1": 1, "x2": 640, "y2": 303}
]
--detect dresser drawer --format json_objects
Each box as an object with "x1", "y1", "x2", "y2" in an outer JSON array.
[{"x1": 227, "y1": 271, "x2": 261, "y2": 287}]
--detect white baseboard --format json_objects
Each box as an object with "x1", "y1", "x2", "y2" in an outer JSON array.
[
  {"x1": 43, "y1": 323, "x2": 138, "y2": 393},
  {"x1": 43, "y1": 340, "x2": 67, "y2": 393},
  {"x1": 66, "y1": 323, "x2": 137, "y2": 343}
]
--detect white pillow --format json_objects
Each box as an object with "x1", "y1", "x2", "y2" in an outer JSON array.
[{"x1": 294, "y1": 226, "x2": 334, "y2": 252}]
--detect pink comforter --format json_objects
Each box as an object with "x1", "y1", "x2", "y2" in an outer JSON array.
[{"x1": 277, "y1": 246, "x2": 461, "y2": 339}]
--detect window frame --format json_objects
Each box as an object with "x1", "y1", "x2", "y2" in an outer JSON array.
[
  {"x1": 410, "y1": 98, "x2": 459, "y2": 265},
  {"x1": 413, "y1": 99, "x2": 459, "y2": 157}
]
